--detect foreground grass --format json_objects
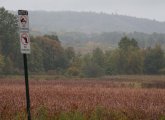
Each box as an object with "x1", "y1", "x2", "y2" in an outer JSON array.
[
  {"x1": 12, "y1": 107, "x2": 165, "y2": 120},
  {"x1": 1, "y1": 75, "x2": 165, "y2": 119}
]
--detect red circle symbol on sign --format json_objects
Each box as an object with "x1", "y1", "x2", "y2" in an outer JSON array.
[
  {"x1": 21, "y1": 33, "x2": 29, "y2": 45},
  {"x1": 20, "y1": 16, "x2": 27, "y2": 27}
]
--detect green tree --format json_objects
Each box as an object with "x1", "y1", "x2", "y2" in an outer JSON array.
[
  {"x1": 123, "y1": 48, "x2": 144, "y2": 74},
  {"x1": 105, "y1": 37, "x2": 143, "y2": 74},
  {"x1": 118, "y1": 36, "x2": 139, "y2": 51},
  {"x1": 0, "y1": 7, "x2": 19, "y2": 74},
  {"x1": 28, "y1": 43, "x2": 44, "y2": 72},
  {"x1": 104, "y1": 49, "x2": 122, "y2": 74},
  {"x1": 0, "y1": 54, "x2": 4, "y2": 73},
  {"x1": 144, "y1": 45, "x2": 165, "y2": 74},
  {"x1": 3, "y1": 57, "x2": 14, "y2": 74},
  {"x1": 66, "y1": 53, "x2": 82, "y2": 76},
  {"x1": 81, "y1": 48, "x2": 105, "y2": 77},
  {"x1": 65, "y1": 47, "x2": 75, "y2": 64},
  {"x1": 0, "y1": 7, "x2": 18, "y2": 56},
  {"x1": 82, "y1": 53, "x2": 104, "y2": 77},
  {"x1": 92, "y1": 47, "x2": 105, "y2": 68},
  {"x1": 34, "y1": 35, "x2": 68, "y2": 72}
]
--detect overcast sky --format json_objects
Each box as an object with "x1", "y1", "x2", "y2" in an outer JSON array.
[{"x1": 1, "y1": 0, "x2": 165, "y2": 21}]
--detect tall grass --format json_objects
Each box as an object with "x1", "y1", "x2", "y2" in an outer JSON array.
[{"x1": 1, "y1": 76, "x2": 165, "y2": 119}]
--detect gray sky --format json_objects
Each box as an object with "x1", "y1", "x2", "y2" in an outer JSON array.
[{"x1": 1, "y1": 0, "x2": 165, "y2": 21}]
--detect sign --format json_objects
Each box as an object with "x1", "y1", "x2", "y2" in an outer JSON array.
[
  {"x1": 18, "y1": 10, "x2": 32, "y2": 120},
  {"x1": 20, "y1": 32, "x2": 30, "y2": 54},
  {"x1": 18, "y1": 10, "x2": 30, "y2": 54},
  {"x1": 18, "y1": 10, "x2": 29, "y2": 31}
]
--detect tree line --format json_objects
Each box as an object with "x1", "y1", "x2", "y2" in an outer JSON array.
[
  {"x1": 58, "y1": 31, "x2": 165, "y2": 54},
  {"x1": 0, "y1": 7, "x2": 165, "y2": 77}
]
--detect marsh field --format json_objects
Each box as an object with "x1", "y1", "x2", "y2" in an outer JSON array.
[{"x1": 1, "y1": 75, "x2": 165, "y2": 120}]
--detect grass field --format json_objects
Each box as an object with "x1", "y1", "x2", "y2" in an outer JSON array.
[{"x1": 1, "y1": 75, "x2": 165, "y2": 120}]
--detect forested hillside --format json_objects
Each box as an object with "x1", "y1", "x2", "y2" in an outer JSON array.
[
  {"x1": 1, "y1": 8, "x2": 165, "y2": 76},
  {"x1": 20, "y1": 11, "x2": 165, "y2": 52},
  {"x1": 28, "y1": 11, "x2": 165, "y2": 34}
]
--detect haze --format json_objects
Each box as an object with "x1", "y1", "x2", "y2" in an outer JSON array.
[{"x1": 0, "y1": 0, "x2": 165, "y2": 22}]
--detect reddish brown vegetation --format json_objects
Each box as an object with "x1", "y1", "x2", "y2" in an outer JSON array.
[{"x1": 0, "y1": 79, "x2": 165, "y2": 119}]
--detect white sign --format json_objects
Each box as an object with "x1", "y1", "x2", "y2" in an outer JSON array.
[
  {"x1": 19, "y1": 32, "x2": 31, "y2": 54},
  {"x1": 19, "y1": 15, "x2": 29, "y2": 30},
  {"x1": 18, "y1": 10, "x2": 29, "y2": 31},
  {"x1": 18, "y1": 10, "x2": 30, "y2": 54}
]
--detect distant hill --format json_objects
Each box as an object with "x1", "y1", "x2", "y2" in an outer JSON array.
[
  {"x1": 27, "y1": 11, "x2": 165, "y2": 34},
  {"x1": 10, "y1": 11, "x2": 165, "y2": 53}
]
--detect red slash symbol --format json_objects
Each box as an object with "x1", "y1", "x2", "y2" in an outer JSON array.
[
  {"x1": 23, "y1": 36, "x2": 28, "y2": 44},
  {"x1": 21, "y1": 33, "x2": 29, "y2": 45}
]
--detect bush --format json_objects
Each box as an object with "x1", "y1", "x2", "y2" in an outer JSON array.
[
  {"x1": 82, "y1": 62, "x2": 104, "y2": 77},
  {"x1": 67, "y1": 66, "x2": 80, "y2": 76}
]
